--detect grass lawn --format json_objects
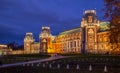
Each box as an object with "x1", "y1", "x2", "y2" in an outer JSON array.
[
  {"x1": 0, "y1": 54, "x2": 120, "y2": 73},
  {"x1": 0, "y1": 54, "x2": 50, "y2": 64}
]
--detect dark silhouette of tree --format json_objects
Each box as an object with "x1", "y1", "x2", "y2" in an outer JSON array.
[
  {"x1": 17, "y1": 45, "x2": 24, "y2": 50},
  {"x1": 7, "y1": 42, "x2": 16, "y2": 49},
  {"x1": 7, "y1": 42, "x2": 24, "y2": 50},
  {"x1": 104, "y1": 0, "x2": 120, "y2": 54},
  {"x1": 0, "y1": 61, "x2": 2, "y2": 65}
]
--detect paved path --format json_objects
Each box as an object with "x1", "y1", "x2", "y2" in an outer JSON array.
[{"x1": 0, "y1": 55, "x2": 69, "y2": 68}]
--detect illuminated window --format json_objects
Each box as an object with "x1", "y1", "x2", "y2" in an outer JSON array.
[
  {"x1": 88, "y1": 16, "x2": 93, "y2": 23},
  {"x1": 74, "y1": 41, "x2": 76, "y2": 47},
  {"x1": 88, "y1": 29, "x2": 94, "y2": 34}
]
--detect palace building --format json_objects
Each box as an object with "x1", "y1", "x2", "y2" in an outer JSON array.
[
  {"x1": 23, "y1": 10, "x2": 120, "y2": 54},
  {"x1": 22, "y1": 10, "x2": 119, "y2": 54},
  {"x1": 2, "y1": 10, "x2": 119, "y2": 55},
  {"x1": 0, "y1": 10, "x2": 118, "y2": 56}
]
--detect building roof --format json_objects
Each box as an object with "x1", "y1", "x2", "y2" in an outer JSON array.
[
  {"x1": 31, "y1": 42, "x2": 40, "y2": 44},
  {"x1": 57, "y1": 21, "x2": 110, "y2": 36},
  {"x1": 98, "y1": 21, "x2": 110, "y2": 32},
  {"x1": 58, "y1": 28, "x2": 81, "y2": 36}
]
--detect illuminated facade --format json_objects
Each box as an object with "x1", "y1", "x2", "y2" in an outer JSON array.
[
  {"x1": 2, "y1": 10, "x2": 119, "y2": 55},
  {"x1": 55, "y1": 10, "x2": 112, "y2": 54},
  {"x1": 55, "y1": 28, "x2": 81, "y2": 54}
]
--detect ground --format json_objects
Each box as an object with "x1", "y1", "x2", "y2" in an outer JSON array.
[{"x1": 0, "y1": 54, "x2": 120, "y2": 73}]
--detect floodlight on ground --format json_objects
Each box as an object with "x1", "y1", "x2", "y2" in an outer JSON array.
[
  {"x1": 104, "y1": 65, "x2": 108, "y2": 72},
  {"x1": 89, "y1": 64, "x2": 92, "y2": 71}
]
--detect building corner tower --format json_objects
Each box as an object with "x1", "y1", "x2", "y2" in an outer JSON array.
[
  {"x1": 81, "y1": 10, "x2": 100, "y2": 54},
  {"x1": 24, "y1": 32, "x2": 34, "y2": 54},
  {"x1": 39, "y1": 26, "x2": 52, "y2": 54}
]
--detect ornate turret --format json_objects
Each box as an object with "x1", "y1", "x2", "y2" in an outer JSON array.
[
  {"x1": 39, "y1": 26, "x2": 51, "y2": 39},
  {"x1": 81, "y1": 10, "x2": 100, "y2": 27}
]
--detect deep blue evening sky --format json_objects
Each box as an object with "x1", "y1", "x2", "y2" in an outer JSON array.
[{"x1": 0, "y1": 0, "x2": 105, "y2": 45}]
